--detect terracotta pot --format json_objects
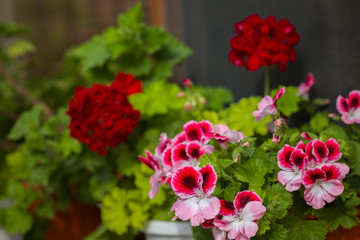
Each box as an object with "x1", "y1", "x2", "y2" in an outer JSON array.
[
  {"x1": 326, "y1": 224, "x2": 360, "y2": 240},
  {"x1": 43, "y1": 199, "x2": 101, "y2": 240}
]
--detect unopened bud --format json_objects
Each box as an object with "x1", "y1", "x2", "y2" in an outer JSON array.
[
  {"x1": 199, "y1": 96, "x2": 207, "y2": 105},
  {"x1": 274, "y1": 118, "x2": 286, "y2": 128},
  {"x1": 241, "y1": 142, "x2": 250, "y2": 148},
  {"x1": 301, "y1": 132, "x2": 312, "y2": 141},
  {"x1": 185, "y1": 102, "x2": 191, "y2": 111},
  {"x1": 184, "y1": 78, "x2": 192, "y2": 88},
  {"x1": 176, "y1": 91, "x2": 185, "y2": 98},
  {"x1": 272, "y1": 133, "x2": 281, "y2": 143}
]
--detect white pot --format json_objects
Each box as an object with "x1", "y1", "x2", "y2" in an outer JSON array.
[{"x1": 144, "y1": 220, "x2": 194, "y2": 240}]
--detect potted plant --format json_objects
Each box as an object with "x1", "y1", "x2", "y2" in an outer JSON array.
[{"x1": 137, "y1": 14, "x2": 360, "y2": 240}]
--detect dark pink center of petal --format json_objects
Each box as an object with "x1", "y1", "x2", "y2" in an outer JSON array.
[
  {"x1": 198, "y1": 120, "x2": 214, "y2": 134},
  {"x1": 171, "y1": 166, "x2": 202, "y2": 197},
  {"x1": 186, "y1": 141, "x2": 204, "y2": 159},
  {"x1": 290, "y1": 149, "x2": 306, "y2": 170},
  {"x1": 348, "y1": 92, "x2": 360, "y2": 109},
  {"x1": 184, "y1": 121, "x2": 204, "y2": 141},
  {"x1": 219, "y1": 199, "x2": 235, "y2": 216},
  {"x1": 312, "y1": 140, "x2": 329, "y2": 162},
  {"x1": 277, "y1": 145, "x2": 295, "y2": 170},
  {"x1": 200, "y1": 164, "x2": 217, "y2": 195},
  {"x1": 172, "y1": 143, "x2": 189, "y2": 161},
  {"x1": 341, "y1": 97, "x2": 349, "y2": 112},
  {"x1": 234, "y1": 191, "x2": 261, "y2": 211},
  {"x1": 321, "y1": 164, "x2": 341, "y2": 180},
  {"x1": 303, "y1": 168, "x2": 326, "y2": 185},
  {"x1": 325, "y1": 138, "x2": 341, "y2": 161}
]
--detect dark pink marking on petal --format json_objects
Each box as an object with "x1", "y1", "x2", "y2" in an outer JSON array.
[
  {"x1": 219, "y1": 199, "x2": 235, "y2": 216},
  {"x1": 198, "y1": 120, "x2": 214, "y2": 134},
  {"x1": 325, "y1": 138, "x2": 342, "y2": 162},
  {"x1": 234, "y1": 190, "x2": 262, "y2": 212},
  {"x1": 184, "y1": 120, "x2": 204, "y2": 141},
  {"x1": 172, "y1": 143, "x2": 190, "y2": 162},
  {"x1": 172, "y1": 131, "x2": 187, "y2": 146},
  {"x1": 289, "y1": 149, "x2": 306, "y2": 170},
  {"x1": 303, "y1": 168, "x2": 326, "y2": 186},
  {"x1": 300, "y1": 132, "x2": 312, "y2": 141},
  {"x1": 321, "y1": 164, "x2": 341, "y2": 180},
  {"x1": 138, "y1": 151, "x2": 160, "y2": 171},
  {"x1": 336, "y1": 95, "x2": 348, "y2": 114},
  {"x1": 273, "y1": 87, "x2": 286, "y2": 103},
  {"x1": 200, "y1": 164, "x2": 217, "y2": 196},
  {"x1": 348, "y1": 91, "x2": 360, "y2": 109},
  {"x1": 171, "y1": 166, "x2": 202, "y2": 198},
  {"x1": 186, "y1": 141, "x2": 205, "y2": 159},
  {"x1": 277, "y1": 145, "x2": 295, "y2": 170},
  {"x1": 312, "y1": 139, "x2": 329, "y2": 162},
  {"x1": 296, "y1": 140, "x2": 307, "y2": 151},
  {"x1": 163, "y1": 147, "x2": 173, "y2": 168}
]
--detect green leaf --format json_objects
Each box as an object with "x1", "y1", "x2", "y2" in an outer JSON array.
[
  {"x1": 57, "y1": 130, "x2": 82, "y2": 158},
  {"x1": 7, "y1": 39, "x2": 35, "y2": 58},
  {"x1": 255, "y1": 223, "x2": 288, "y2": 240},
  {"x1": 273, "y1": 86, "x2": 301, "y2": 117},
  {"x1": 36, "y1": 199, "x2": 54, "y2": 219},
  {"x1": 117, "y1": 2, "x2": 144, "y2": 31},
  {"x1": 101, "y1": 188, "x2": 130, "y2": 235},
  {"x1": 8, "y1": 106, "x2": 42, "y2": 140},
  {"x1": 144, "y1": 27, "x2": 170, "y2": 54},
  {"x1": 221, "y1": 97, "x2": 271, "y2": 136},
  {"x1": 315, "y1": 197, "x2": 360, "y2": 231},
  {"x1": 348, "y1": 141, "x2": 360, "y2": 175},
  {"x1": 280, "y1": 215, "x2": 328, "y2": 240},
  {"x1": 129, "y1": 80, "x2": 185, "y2": 116},
  {"x1": 223, "y1": 181, "x2": 241, "y2": 201},
  {"x1": 310, "y1": 112, "x2": 329, "y2": 134},
  {"x1": 154, "y1": 35, "x2": 193, "y2": 65},
  {"x1": 5, "y1": 207, "x2": 33, "y2": 234},
  {"x1": 192, "y1": 226, "x2": 214, "y2": 240},
  {"x1": 197, "y1": 86, "x2": 234, "y2": 111},
  {"x1": 6, "y1": 148, "x2": 29, "y2": 179}
]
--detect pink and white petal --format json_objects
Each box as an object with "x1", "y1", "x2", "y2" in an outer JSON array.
[
  {"x1": 171, "y1": 166, "x2": 202, "y2": 198},
  {"x1": 212, "y1": 227, "x2": 227, "y2": 240},
  {"x1": 203, "y1": 145, "x2": 215, "y2": 154},
  {"x1": 274, "y1": 87, "x2": 286, "y2": 102},
  {"x1": 325, "y1": 138, "x2": 342, "y2": 162},
  {"x1": 173, "y1": 159, "x2": 191, "y2": 172},
  {"x1": 258, "y1": 96, "x2": 273, "y2": 110},
  {"x1": 172, "y1": 143, "x2": 189, "y2": 162},
  {"x1": 198, "y1": 120, "x2": 214, "y2": 134},
  {"x1": 277, "y1": 170, "x2": 296, "y2": 187},
  {"x1": 162, "y1": 147, "x2": 173, "y2": 171},
  {"x1": 241, "y1": 221, "x2": 259, "y2": 238},
  {"x1": 149, "y1": 175, "x2": 161, "y2": 199},
  {"x1": 333, "y1": 162, "x2": 350, "y2": 180},
  {"x1": 277, "y1": 145, "x2": 295, "y2": 170},
  {"x1": 241, "y1": 201, "x2": 266, "y2": 222},
  {"x1": 184, "y1": 120, "x2": 204, "y2": 141},
  {"x1": 303, "y1": 168, "x2": 326, "y2": 187},
  {"x1": 200, "y1": 164, "x2": 218, "y2": 196},
  {"x1": 278, "y1": 171, "x2": 303, "y2": 192},
  {"x1": 219, "y1": 199, "x2": 236, "y2": 216},
  {"x1": 199, "y1": 196, "x2": 221, "y2": 220},
  {"x1": 214, "y1": 215, "x2": 237, "y2": 232},
  {"x1": 312, "y1": 140, "x2": 329, "y2": 162},
  {"x1": 234, "y1": 191, "x2": 262, "y2": 212},
  {"x1": 215, "y1": 124, "x2": 230, "y2": 135},
  {"x1": 174, "y1": 197, "x2": 200, "y2": 221},
  {"x1": 341, "y1": 113, "x2": 356, "y2": 125},
  {"x1": 186, "y1": 141, "x2": 205, "y2": 159},
  {"x1": 224, "y1": 130, "x2": 242, "y2": 144},
  {"x1": 336, "y1": 95, "x2": 349, "y2": 114},
  {"x1": 321, "y1": 164, "x2": 341, "y2": 180},
  {"x1": 296, "y1": 140, "x2": 307, "y2": 151},
  {"x1": 321, "y1": 179, "x2": 344, "y2": 197},
  {"x1": 227, "y1": 221, "x2": 242, "y2": 240},
  {"x1": 304, "y1": 185, "x2": 326, "y2": 209},
  {"x1": 155, "y1": 133, "x2": 171, "y2": 156},
  {"x1": 348, "y1": 90, "x2": 360, "y2": 109},
  {"x1": 190, "y1": 212, "x2": 205, "y2": 226},
  {"x1": 289, "y1": 149, "x2": 306, "y2": 170},
  {"x1": 172, "y1": 131, "x2": 187, "y2": 146}
]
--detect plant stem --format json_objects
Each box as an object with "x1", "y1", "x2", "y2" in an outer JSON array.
[{"x1": 264, "y1": 66, "x2": 270, "y2": 96}]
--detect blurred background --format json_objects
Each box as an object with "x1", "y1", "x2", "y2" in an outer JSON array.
[{"x1": 1, "y1": 0, "x2": 360, "y2": 106}]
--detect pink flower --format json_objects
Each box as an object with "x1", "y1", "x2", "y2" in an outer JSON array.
[
  {"x1": 253, "y1": 87, "x2": 285, "y2": 121},
  {"x1": 214, "y1": 191, "x2": 266, "y2": 240},
  {"x1": 277, "y1": 145, "x2": 307, "y2": 191},
  {"x1": 336, "y1": 90, "x2": 360, "y2": 124},
  {"x1": 298, "y1": 73, "x2": 315, "y2": 97},
  {"x1": 170, "y1": 164, "x2": 220, "y2": 226},
  {"x1": 138, "y1": 151, "x2": 166, "y2": 199},
  {"x1": 212, "y1": 124, "x2": 245, "y2": 149},
  {"x1": 303, "y1": 165, "x2": 344, "y2": 209},
  {"x1": 184, "y1": 78, "x2": 192, "y2": 88}
]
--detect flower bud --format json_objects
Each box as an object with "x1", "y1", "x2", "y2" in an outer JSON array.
[{"x1": 184, "y1": 78, "x2": 192, "y2": 88}]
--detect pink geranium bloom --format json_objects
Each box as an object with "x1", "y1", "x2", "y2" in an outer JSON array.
[
  {"x1": 214, "y1": 191, "x2": 266, "y2": 240},
  {"x1": 303, "y1": 164, "x2": 344, "y2": 209},
  {"x1": 212, "y1": 124, "x2": 245, "y2": 149},
  {"x1": 277, "y1": 145, "x2": 307, "y2": 191},
  {"x1": 138, "y1": 151, "x2": 166, "y2": 199},
  {"x1": 170, "y1": 164, "x2": 220, "y2": 226},
  {"x1": 253, "y1": 87, "x2": 285, "y2": 121},
  {"x1": 201, "y1": 219, "x2": 227, "y2": 240},
  {"x1": 183, "y1": 120, "x2": 214, "y2": 144},
  {"x1": 336, "y1": 90, "x2": 360, "y2": 124},
  {"x1": 171, "y1": 141, "x2": 208, "y2": 171},
  {"x1": 298, "y1": 73, "x2": 315, "y2": 97}
]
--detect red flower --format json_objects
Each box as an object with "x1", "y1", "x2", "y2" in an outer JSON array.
[
  {"x1": 229, "y1": 14, "x2": 300, "y2": 71},
  {"x1": 67, "y1": 73, "x2": 142, "y2": 155}
]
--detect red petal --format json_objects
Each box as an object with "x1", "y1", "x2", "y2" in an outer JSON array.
[
  {"x1": 312, "y1": 140, "x2": 329, "y2": 162},
  {"x1": 234, "y1": 190, "x2": 262, "y2": 212},
  {"x1": 199, "y1": 164, "x2": 217, "y2": 196},
  {"x1": 277, "y1": 145, "x2": 295, "y2": 170},
  {"x1": 184, "y1": 121, "x2": 204, "y2": 142},
  {"x1": 219, "y1": 199, "x2": 235, "y2": 216},
  {"x1": 171, "y1": 166, "x2": 202, "y2": 198}
]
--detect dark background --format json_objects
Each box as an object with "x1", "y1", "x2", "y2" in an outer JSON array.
[{"x1": 182, "y1": 0, "x2": 360, "y2": 111}]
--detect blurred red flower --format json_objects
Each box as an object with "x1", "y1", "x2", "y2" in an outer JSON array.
[
  {"x1": 67, "y1": 73, "x2": 142, "y2": 155},
  {"x1": 229, "y1": 14, "x2": 300, "y2": 71}
]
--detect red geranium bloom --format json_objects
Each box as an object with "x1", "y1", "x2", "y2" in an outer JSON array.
[
  {"x1": 67, "y1": 73, "x2": 142, "y2": 155},
  {"x1": 229, "y1": 14, "x2": 300, "y2": 71}
]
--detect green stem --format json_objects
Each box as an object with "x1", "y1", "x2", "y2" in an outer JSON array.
[{"x1": 264, "y1": 66, "x2": 270, "y2": 96}]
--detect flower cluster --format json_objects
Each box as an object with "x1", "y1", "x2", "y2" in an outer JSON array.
[
  {"x1": 139, "y1": 120, "x2": 266, "y2": 240},
  {"x1": 277, "y1": 138, "x2": 349, "y2": 209},
  {"x1": 67, "y1": 73, "x2": 142, "y2": 155},
  {"x1": 336, "y1": 90, "x2": 360, "y2": 124},
  {"x1": 229, "y1": 14, "x2": 300, "y2": 71}
]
